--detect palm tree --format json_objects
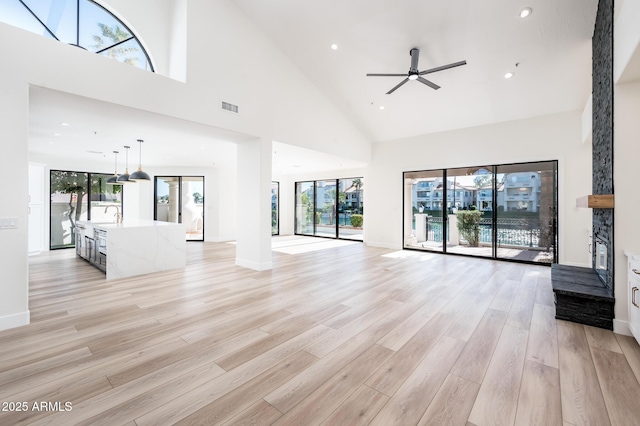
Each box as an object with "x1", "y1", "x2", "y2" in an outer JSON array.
[
  {"x1": 352, "y1": 178, "x2": 363, "y2": 213},
  {"x1": 92, "y1": 23, "x2": 140, "y2": 66}
]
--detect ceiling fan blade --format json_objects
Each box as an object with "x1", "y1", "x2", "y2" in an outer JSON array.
[
  {"x1": 409, "y1": 48, "x2": 420, "y2": 71},
  {"x1": 417, "y1": 76, "x2": 440, "y2": 90},
  {"x1": 386, "y1": 78, "x2": 410, "y2": 94},
  {"x1": 367, "y1": 73, "x2": 409, "y2": 77},
  {"x1": 419, "y1": 60, "x2": 467, "y2": 76}
]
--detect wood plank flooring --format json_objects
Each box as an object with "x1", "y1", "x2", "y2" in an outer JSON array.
[{"x1": 1, "y1": 238, "x2": 640, "y2": 425}]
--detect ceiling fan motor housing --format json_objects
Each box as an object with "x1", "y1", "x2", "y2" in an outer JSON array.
[{"x1": 366, "y1": 47, "x2": 467, "y2": 94}]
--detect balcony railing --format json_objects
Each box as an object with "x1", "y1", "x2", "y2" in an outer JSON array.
[{"x1": 421, "y1": 217, "x2": 553, "y2": 249}]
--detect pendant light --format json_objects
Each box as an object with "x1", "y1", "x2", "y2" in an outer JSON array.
[
  {"x1": 116, "y1": 145, "x2": 135, "y2": 184},
  {"x1": 129, "y1": 139, "x2": 151, "y2": 181},
  {"x1": 106, "y1": 151, "x2": 121, "y2": 185}
]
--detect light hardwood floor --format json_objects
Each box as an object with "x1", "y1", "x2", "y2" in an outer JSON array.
[{"x1": 2, "y1": 238, "x2": 640, "y2": 425}]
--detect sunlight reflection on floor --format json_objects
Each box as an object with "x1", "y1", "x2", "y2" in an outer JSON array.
[{"x1": 272, "y1": 236, "x2": 360, "y2": 254}]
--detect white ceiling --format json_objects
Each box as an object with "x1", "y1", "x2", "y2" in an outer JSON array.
[
  {"x1": 235, "y1": 0, "x2": 598, "y2": 142},
  {"x1": 28, "y1": 0, "x2": 599, "y2": 172},
  {"x1": 29, "y1": 87, "x2": 247, "y2": 169}
]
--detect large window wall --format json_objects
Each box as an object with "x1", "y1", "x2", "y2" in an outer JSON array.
[
  {"x1": 50, "y1": 170, "x2": 122, "y2": 249},
  {"x1": 295, "y1": 177, "x2": 363, "y2": 241},
  {"x1": 403, "y1": 161, "x2": 557, "y2": 264}
]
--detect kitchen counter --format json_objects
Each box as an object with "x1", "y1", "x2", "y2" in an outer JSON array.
[{"x1": 77, "y1": 220, "x2": 186, "y2": 280}]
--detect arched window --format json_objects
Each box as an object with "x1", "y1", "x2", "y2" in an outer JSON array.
[{"x1": 0, "y1": 0, "x2": 154, "y2": 71}]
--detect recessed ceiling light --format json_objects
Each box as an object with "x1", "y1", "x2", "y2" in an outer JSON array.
[
  {"x1": 379, "y1": 106, "x2": 385, "y2": 110},
  {"x1": 330, "y1": 43, "x2": 338, "y2": 50},
  {"x1": 520, "y1": 7, "x2": 532, "y2": 18},
  {"x1": 52, "y1": 133, "x2": 61, "y2": 136},
  {"x1": 47, "y1": 141, "x2": 54, "y2": 144},
  {"x1": 60, "y1": 122, "x2": 69, "y2": 126},
  {"x1": 504, "y1": 72, "x2": 514, "y2": 79}
]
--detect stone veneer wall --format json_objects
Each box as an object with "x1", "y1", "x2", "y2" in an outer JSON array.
[{"x1": 592, "y1": 0, "x2": 614, "y2": 294}]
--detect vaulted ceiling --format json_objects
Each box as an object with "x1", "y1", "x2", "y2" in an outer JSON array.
[
  {"x1": 234, "y1": 0, "x2": 598, "y2": 142},
  {"x1": 28, "y1": 0, "x2": 599, "y2": 172}
]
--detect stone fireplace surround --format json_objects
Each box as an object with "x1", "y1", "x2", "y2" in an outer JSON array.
[{"x1": 551, "y1": 0, "x2": 615, "y2": 330}]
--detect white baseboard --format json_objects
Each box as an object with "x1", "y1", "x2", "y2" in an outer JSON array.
[
  {"x1": 557, "y1": 261, "x2": 591, "y2": 268},
  {"x1": 365, "y1": 241, "x2": 400, "y2": 250},
  {"x1": 211, "y1": 235, "x2": 236, "y2": 243},
  {"x1": 0, "y1": 310, "x2": 30, "y2": 332},
  {"x1": 235, "y1": 257, "x2": 272, "y2": 271},
  {"x1": 613, "y1": 319, "x2": 632, "y2": 336}
]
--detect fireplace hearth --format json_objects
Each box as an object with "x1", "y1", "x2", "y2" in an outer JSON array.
[{"x1": 551, "y1": 263, "x2": 614, "y2": 330}]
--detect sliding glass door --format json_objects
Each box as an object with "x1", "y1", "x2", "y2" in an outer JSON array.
[
  {"x1": 154, "y1": 176, "x2": 205, "y2": 241},
  {"x1": 50, "y1": 170, "x2": 122, "y2": 249},
  {"x1": 272, "y1": 182, "x2": 279, "y2": 235},
  {"x1": 403, "y1": 161, "x2": 558, "y2": 265},
  {"x1": 295, "y1": 181, "x2": 315, "y2": 235},
  {"x1": 295, "y1": 177, "x2": 364, "y2": 241},
  {"x1": 338, "y1": 178, "x2": 364, "y2": 240},
  {"x1": 495, "y1": 162, "x2": 557, "y2": 262},
  {"x1": 404, "y1": 170, "x2": 444, "y2": 252},
  {"x1": 445, "y1": 166, "x2": 493, "y2": 258},
  {"x1": 315, "y1": 180, "x2": 337, "y2": 238}
]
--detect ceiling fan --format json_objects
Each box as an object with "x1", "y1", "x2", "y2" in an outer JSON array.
[{"x1": 367, "y1": 48, "x2": 466, "y2": 94}]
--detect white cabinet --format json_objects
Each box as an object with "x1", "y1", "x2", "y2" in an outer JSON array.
[{"x1": 626, "y1": 252, "x2": 640, "y2": 343}]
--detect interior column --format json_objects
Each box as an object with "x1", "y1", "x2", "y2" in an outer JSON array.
[
  {"x1": 236, "y1": 138, "x2": 273, "y2": 270},
  {"x1": 168, "y1": 180, "x2": 180, "y2": 222},
  {"x1": 0, "y1": 80, "x2": 29, "y2": 331}
]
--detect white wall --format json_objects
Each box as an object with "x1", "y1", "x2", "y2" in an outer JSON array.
[
  {"x1": 0, "y1": 80, "x2": 29, "y2": 331},
  {"x1": 0, "y1": 0, "x2": 372, "y2": 329},
  {"x1": 612, "y1": 0, "x2": 640, "y2": 333},
  {"x1": 614, "y1": 0, "x2": 640, "y2": 83},
  {"x1": 366, "y1": 111, "x2": 592, "y2": 268},
  {"x1": 613, "y1": 81, "x2": 640, "y2": 328}
]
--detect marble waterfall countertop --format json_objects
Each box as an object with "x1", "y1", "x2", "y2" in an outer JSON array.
[{"x1": 91, "y1": 220, "x2": 186, "y2": 280}]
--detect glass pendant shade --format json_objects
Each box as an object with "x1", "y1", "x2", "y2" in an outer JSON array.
[
  {"x1": 106, "y1": 151, "x2": 122, "y2": 185},
  {"x1": 117, "y1": 145, "x2": 136, "y2": 184},
  {"x1": 129, "y1": 139, "x2": 151, "y2": 181}
]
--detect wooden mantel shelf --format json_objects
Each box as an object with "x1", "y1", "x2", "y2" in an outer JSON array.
[{"x1": 576, "y1": 194, "x2": 614, "y2": 208}]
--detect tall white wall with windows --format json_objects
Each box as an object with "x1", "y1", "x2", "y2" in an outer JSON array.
[{"x1": 368, "y1": 111, "x2": 592, "y2": 268}]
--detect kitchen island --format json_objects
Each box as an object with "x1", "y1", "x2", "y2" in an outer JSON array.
[{"x1": 76, "y1": 220, "x2": 186, "y2": 280}]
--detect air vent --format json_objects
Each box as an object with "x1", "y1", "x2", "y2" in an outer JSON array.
[{"x1": 221, "y1": 101, "x2": 239, "y2": 114}]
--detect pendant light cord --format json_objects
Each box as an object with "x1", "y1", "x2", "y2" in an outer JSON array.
[
  {"x1": 137, "y1": 139, "x2": 143, "y2": 169},
  {"x1": 124, "y1": 146, "x2": 130, "y2": 173},
  {"x1": 113, "y1": 150, "x2": 119, "y2": 174}
]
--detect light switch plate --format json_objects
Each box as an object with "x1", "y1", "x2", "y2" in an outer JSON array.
[{"x1": 0, "y1": 218, "x2": 18, "y2": 229}]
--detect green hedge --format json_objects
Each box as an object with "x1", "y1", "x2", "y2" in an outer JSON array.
[
  {"x1": 456, "y1": 210, "x2": 482, "y2": 247},
  {"x1": 350, "y1": 214, "x2": 363, "y2": 227}
]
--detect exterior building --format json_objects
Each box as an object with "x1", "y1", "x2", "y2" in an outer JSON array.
[
  {"x1": 411, "y1": 173, "x2": 542, "y2": 212},
  {"x1": 476, "y1": 185, "x2": 495, "y2": 211},
  {"x1": 343, "y1": 184, "x2": 363, "y2": 211},
  {"x1": 412, "y1": 179, "x2": 475, "y2": 211},
  {"x1": 501, "y1": 172, "x2": 541, "y2": 212}
]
